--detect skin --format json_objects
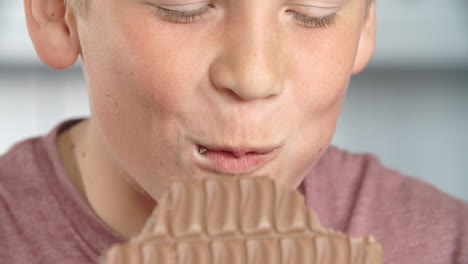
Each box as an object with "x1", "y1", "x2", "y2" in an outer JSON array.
[{"x1": 25, "y1": 0, "x2": 375, "y2": 239}]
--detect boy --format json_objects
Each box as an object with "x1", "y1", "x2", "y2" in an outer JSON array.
[{"x1": 0, "y1": 0, "x2": 466, "y2": 263}]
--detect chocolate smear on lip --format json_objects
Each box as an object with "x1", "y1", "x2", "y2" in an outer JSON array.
[{"x1": 198, "y1": 146, "x2": 208, "y2": 155}]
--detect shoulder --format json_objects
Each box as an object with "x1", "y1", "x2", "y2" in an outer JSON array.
[
  {"x1": 313, "y1": 145, "x2": 465, "y2": 206},
  {"x1": 319, "y1": 145, "x2": 467, "y2": 213},
  {"x1": 0, "y1": 137, "x2": 43, "y2": 184},
  {"x1": 0, "y1": 135, "x2": 53, "y2": 212},
  {"x1": 0, "y1": 119, "x2": 82, "y2": 187},
  {"x1": 0, "y1": 137, "x2": 49, "y2": 261},
  {"x1": 305, "y1": 145, "x2": 468, "y2": 264}
]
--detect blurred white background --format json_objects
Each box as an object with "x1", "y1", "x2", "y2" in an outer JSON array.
[{"x1": 1, "y1": 0, "x2": 467, "y2": 201}]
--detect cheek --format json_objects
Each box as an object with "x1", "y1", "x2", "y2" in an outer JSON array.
[
  {"x1": 80, "y1": 14, "x2": 200, "y2": 180},
  {"x1": 285, "y1": 36, "x2": 354, "y2": 132},
  {"x1": 288, "y1": 27, "x2": 359, "y2": 114},
  {"x1": 84, "y1": 9, "x2": 203, "y2": 130},
  {"x1": 277, "y1": 25, "x2": 359, "y2": 186}
]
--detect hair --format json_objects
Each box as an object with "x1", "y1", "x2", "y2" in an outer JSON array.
[
  {"x1": 64, "y1": 0, "x2": 87, "y2": 17},
  {"x1": 65, "y1": 0, "x2": 373, "y2": 18}
]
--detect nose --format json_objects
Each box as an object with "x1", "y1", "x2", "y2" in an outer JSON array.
[{"x1": 209, "y1": 13, "x2": 285, "y2": 101}]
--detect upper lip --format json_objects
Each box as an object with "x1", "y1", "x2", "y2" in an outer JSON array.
[{"x1": 197, "y1": 144, "x2": 281, "y2": 157}]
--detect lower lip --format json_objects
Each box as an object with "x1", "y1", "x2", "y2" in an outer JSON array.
[{"x1": 197, "y1": 149, "x2": 277, "y2": 174}]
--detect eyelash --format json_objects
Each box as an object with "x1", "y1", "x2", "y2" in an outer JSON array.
[
  {"x1": 152, "y1": 5, "x2": 337, "y2": 29},
  {"x1": 152, "y1": 5, "x2": 214, "y2": 23},
  {"x1": 287, "y1": 11, "x2": 337, "y2": 29}
]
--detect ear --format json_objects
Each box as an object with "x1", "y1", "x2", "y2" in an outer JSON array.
[
  {"x1": 351, "y1": 1, "x2": 376, "y2": 74},
  {"x1": 24, "y1": 0, "x2": 80, "y2": 69}
]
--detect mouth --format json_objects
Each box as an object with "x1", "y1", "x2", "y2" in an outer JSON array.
[{"x1": 194, "y1": 144, "x2": 281, "y2": 175}]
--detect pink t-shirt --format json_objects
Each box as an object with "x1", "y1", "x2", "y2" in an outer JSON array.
[{"x1": 1, "y1": 120, "x2": 467, "y2": 263}]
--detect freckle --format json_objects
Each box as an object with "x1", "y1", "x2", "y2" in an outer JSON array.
[
  {"x1": 51, "y1": 12, "x2": 55, "y2": 17},
  {"x1": 160, "y1": 161, "x2": 164, "y2": 167},
  {"x1": 131, "y1": 72, "x2": 135, "y2": 76},
  {"x1": 71, "y1": 143, "x2": 75, "y2": 149},
  {"x1": 81, "y1": 152, "x2": 86, "y2": 157},
  {"x1": 115, "y1": 102, "x2": 119, "y2": 107},
  {"x1": 106, "y1": 94, "x2": 110, "y2": 98}
]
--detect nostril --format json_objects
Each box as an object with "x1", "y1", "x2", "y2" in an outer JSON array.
[{"x1": 224, "y1": 88, "x2": 245, "y2": 102}]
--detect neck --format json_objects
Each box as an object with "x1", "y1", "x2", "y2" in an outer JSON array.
[{"x1": 58, "y1": 119, "x2": 156, "y2": 239}]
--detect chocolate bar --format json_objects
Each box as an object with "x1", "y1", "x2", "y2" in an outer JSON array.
[{"x1": 101, "y1": 176, "x2": 383, "y2": 263}]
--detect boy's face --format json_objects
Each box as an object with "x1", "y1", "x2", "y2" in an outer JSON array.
[{"x1": 72, "y1": 0, "x2": 373, "y2": 199}]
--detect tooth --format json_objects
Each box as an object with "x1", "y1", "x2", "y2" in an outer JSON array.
[{"x1": 199, "y1": 146, "x2": 208, "y2": 155}]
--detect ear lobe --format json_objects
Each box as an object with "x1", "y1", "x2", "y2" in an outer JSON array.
[
  {"x1": 25, "y1": 0, "x2": 80, "y2": 69},
  {"x1": 351, "y1": 1, "x2": 376, "y2": 75}
]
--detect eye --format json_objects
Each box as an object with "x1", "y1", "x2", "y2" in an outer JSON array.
[
  {"x1": 286, "y1": 10, "x2": 337, "y2": 29},
  {"x1": 152, "y1": 3, "x2": 215, "y2": 23},
  {"x1": 151, "y1": 2, "x2": 338, "y2": 28}
]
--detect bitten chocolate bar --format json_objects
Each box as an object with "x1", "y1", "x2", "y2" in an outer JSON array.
[{"x1": 101, "y1": 176, "x2": 383, "y2": 264}]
